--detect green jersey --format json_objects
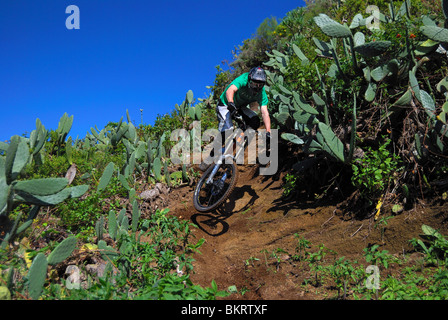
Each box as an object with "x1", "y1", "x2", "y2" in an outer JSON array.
[{"x1": 220, "y1": 72, "x2": 269, "y2": 109}]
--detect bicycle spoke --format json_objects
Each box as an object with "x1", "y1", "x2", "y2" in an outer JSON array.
[
  {"x1": 205, "y1": 187, "x2": 215, "y2": 206},
  {"x1": 193, "y1": 159, "x2": 238, "y2": 212}
]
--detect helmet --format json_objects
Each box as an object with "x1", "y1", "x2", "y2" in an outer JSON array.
[
  {"x1": 248, "y1": 66, "x2": 267, "y2": 82},
  {"x1": 248, "y1": 67, "x2": 266, "y2": 94}
]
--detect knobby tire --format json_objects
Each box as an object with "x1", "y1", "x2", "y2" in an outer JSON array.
[{"x1": 193, "y1": 159, "x2": 238, "y2": 212}]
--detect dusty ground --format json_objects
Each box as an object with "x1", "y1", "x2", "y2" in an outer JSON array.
[{"x1": 163, "y1": 163, "x2": 448, "y2": 300}]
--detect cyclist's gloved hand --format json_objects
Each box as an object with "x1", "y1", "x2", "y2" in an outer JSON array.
[{"x1": 227, "y1": 102, "x2": 236, "y2": 114}]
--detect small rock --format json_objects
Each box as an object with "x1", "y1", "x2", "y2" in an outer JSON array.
[
  {"x1": 65, "y1": 265, "x2": 81, "y2": 290},
  {"x1": 86, "y1": 261, "x2": 118, "y2": 279},
  {"x1": 139, "y1": 183, "x2": 170, "y2": 201},
  {"x1": 140, "y1": 188, "x2": 160, "y2": 201}
]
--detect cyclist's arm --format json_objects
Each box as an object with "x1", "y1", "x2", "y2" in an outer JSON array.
[
  {"x1": 260, "y1": 105, "x2": 271, "y2": 133},
  {"x1": 226, "y1": 85, "x2": 238, "y2": 104}
]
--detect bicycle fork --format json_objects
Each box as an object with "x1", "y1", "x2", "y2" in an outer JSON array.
[
  {"x1": 206, "y1": 155, "x2": 231, "y2": 185},
  {"x1": 205, "y1": 130, "x2": 246, "y2": 185}
]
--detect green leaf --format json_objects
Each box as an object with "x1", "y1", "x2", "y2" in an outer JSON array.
[
  {"x1": 108, "y1": 210, "x2": 118, "y2": 240},
  {"x1": 57, "y1": 113, "x2": 73, "y2": 136},
  {"x1": 67, "y1": 185, "x2": 89, "y2": 198},
  {"x1": 420, "y1": 90, "x2": 435, "y2": 112},
  {"x1": 0, "y1": 178, "x2": 10, "y2": 215},
  {"x1": 409, "y1": 71, "x2": 421, "y2": 102},
  {"x1": 13, "y1": 178, "x2": 68, "y2": 196},
  {"x1": 0, "y1": 142, "x2": 8, "y2": 153},
  {"x1": 313, "y1": 37, "x2": 333, "y2": 54},
  {"x1": 15, "y1": 188, "x2": 71, "y2": 206},
  {"x1": 28, "y1": 253, "x2": 48, "y2": 300},
  {"x1": 292, "y1": 44, "x2": 309, "y2": 64},
  {"x1": 186, "y1": 90, "x2": 194, "y2": 105},
  {"x1": 354, "y1": 41, "x2": 391, "y2": 57},
  {"x1": 415, "y1": 39, "x2": 439, "y2": 55},
  {"x1": 97, "y1": 162, "x2": 115, "y2": 192},
  {"x1": 371, "y1": 64, "x2": 392, "y2": 82},
  {"x1": 421, "y1": 26, "x2": 448, "y2": 43},
  {"x1": 274, "y1": 112, "x2": 291, "y2": 125},
  {"x1": 293, "y1": 92, "x2": 319, "y2": 115},
  {"x1": 353, "y1": 32, "x2": 366, "y2": 47},
  {"x1": 443, "y1": 0, "x2": 448, "y2": 19},
  {"x1": 126, "y1": 122, "x2": 137, "y2": 144},
  {"x1": 131, "y1": 199, "x2": 140, "y2": 233},
  {"x1": 317, "y1": 122, "x2": 345, "y2": 162},
  {"x1": 393, "y1": 89, "x2": 412, "y2": 106},
  {"x1": 312, "y1": 93, "x2": 326, "y2": 106},
  {"x1": 314, "y1": 14, "x2": 352, "y2": 38},
  {"x1": 350, "y1": 14, "x2": 365, "y2": 29},
  {"x1": 437, "y1": 76, "x2": 448, "y2": 93},
  {"x1": 278, "y1": 94, "x2": 290, "y2": 104},
  {"x1": 5, "y1": 136, "x2": 30, "y2": 184},
  {"x1": 281, "y1": 133, "x2": 304, "y2": 145},
  {"x1": 365, "y1": 82, "x2": 377, "y2": 102},
  {"x1": 278, "y1": 84, "x2": 292, "y2": 95},
  {"x1": 153, "y1": 157, "x2": 162, "y2": 181},
  {"x1": 422, "y1": 224, "x2": 443, "y2": 240},
  {"x1": 47, "y1": 236, "x2": 77, "y2": 265},
  {"x1": 293, "y1": 111, "x2": 318, "y2": 125},
  {"x1": 98, "y1": 240, "x2": 119, "y2": 261}
]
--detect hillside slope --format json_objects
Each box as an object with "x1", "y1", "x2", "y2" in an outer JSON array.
[{"x1": 163, "y1": 162, "x2": 448, "y2": 300}]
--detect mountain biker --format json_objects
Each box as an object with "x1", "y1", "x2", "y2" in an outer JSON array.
[
  {"x1": 200, "y1": 66, "x2": 272, "y2": 170},
  {"x1": 219, "y1": 66, "x2": 271, "y2": 135}
]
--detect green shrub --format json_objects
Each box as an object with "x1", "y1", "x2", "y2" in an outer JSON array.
[{"x1": 351, "y1": 137, "x2": 400, "y2": 200}]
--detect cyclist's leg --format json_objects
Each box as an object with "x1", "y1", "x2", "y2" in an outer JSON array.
[
  {"x1": 217, "y1": 103, "x2": 234, "y2": 132},
  {"x1": 199, "y1": 104, "x2": 233, "y2": 171}
]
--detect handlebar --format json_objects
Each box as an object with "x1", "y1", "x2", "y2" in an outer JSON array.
[{"x1": 230, "y1": 109, "x2": 246, "y2": 130}]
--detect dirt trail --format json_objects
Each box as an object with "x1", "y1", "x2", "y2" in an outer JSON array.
[{"x1": 166, "y1": 164, "x2": 448, "y2": 300}]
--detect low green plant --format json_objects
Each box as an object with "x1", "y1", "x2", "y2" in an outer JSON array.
[
  {"x1": 410, "y1": 224, "x2": 448, "y2": 266},
  {"x1": 58, "y1": 193, "x2": 102, "y2": 238},
  {"x1": 329, "y1": 256, "x2": 357, "y2": 299},
  {"x1": 351, "y1": 137, "x2": 400, "y2": 200},
  {"x1": 245, "y1": 256, "x2": 260, "y2": 268},
  {"x1": 379, "y1": 266, "x2": 448, "y2": 300},
  {"x1": 308, "y1": 243, "x2": 331, "y2": 287},
  {"x1": 292, "y1": 232, "x2": 311, "y2": 262},
  {"x1": 58, "y1": 207, "x2": 227, "y2": 300},
  {"x1": 374, "y1": 215, "x2": 394, "y2": 243},
  {"x1": 270, "y1": 248, "x2": 288, "y2": 272},
  {"x1": 282, "y1": 173, "x2": 299, "y2": 197},
  {"x1": 363, "y1": 244, "x2": 395, "y2": 269},
  {"x1": 1, "y1": 134, "x2": 89, "y2": 249}
]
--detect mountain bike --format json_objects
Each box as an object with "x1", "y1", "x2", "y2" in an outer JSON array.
[{"x1": 193, "y1": 110, "x2": 267, "y2": 212}]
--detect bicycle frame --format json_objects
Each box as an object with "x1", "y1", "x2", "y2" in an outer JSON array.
[{"x1": 205, "y1": 114, "x2": 253, "y2": 185}]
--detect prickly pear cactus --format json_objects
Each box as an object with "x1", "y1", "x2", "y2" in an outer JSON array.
[
  {"x1": 27, "y1": 253, "x2": 48, "y2": 300},
  {"x1": 13, "y1": 178, "x2": 68, "y2": 196},
  {"x1": 47, "y1": 236, "x2": 77, "y2": 265},
  {"x1": 313, "y1": 14, "x2": 352, "y2": 38},
  {"x1": 97, "y1": 162, "x2": 115, "y2": 192}
]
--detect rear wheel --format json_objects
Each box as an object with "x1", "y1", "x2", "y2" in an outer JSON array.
[{"x1": 193, "y1": 159, "x2": 238, "y2": 212}]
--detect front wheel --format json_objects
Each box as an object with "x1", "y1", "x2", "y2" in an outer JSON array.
[{"x1": 193, "y1": 159, "x2": 238, "y2": 212}]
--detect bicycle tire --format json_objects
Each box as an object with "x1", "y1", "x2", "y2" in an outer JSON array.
[{"x1": 193, "y1": 158, "x2": 238, "y2": 212}]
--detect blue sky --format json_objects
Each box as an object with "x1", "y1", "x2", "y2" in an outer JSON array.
[{"x1": 0, "y1": 0, "x2": 305, "y2": 142}]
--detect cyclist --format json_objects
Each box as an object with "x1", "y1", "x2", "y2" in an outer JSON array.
[{"x1": 200, "y1": 66, "x2": 272, "y2": 170}]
